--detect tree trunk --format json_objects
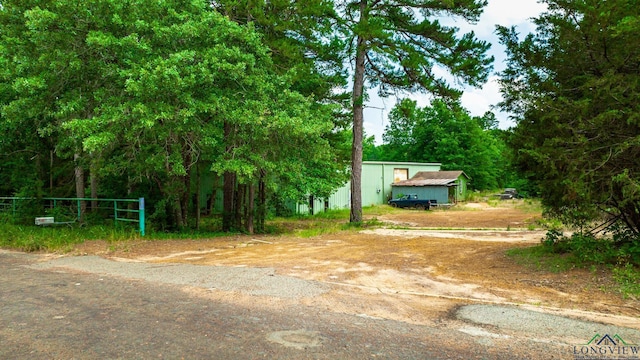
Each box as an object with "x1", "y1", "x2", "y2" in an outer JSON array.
[
  {"x1": 181, "y1": 193, "x2": 189, "y2": 227},
  {"x1": 223, "y1": 171, "x2": 236, "y2": 231},
  {"x1": 168, "y1": 171, "x2": 189, "y2": 230},
  {"x1": 256, "y1": 170, "x2": 267, "y2": 233},
  {"x1": 196, "y1": 164, "x2": 201, "y2": 230},
  {"x1": 209, "y1": 182, "x2": 217, "y2": 215},
  {"x1": 208, "y1": 173, "x2": 219, "y2": 215},
  {"x1": 173, "y1": 196, "x2": 184, "y2": 228},
  {"x1": 236, "y1": 183, "x2": 246, "y2": 232},
  {"x1": 350, "y1": 3, "x2": 367, "y2": 223},
  {"x1": 180, "y1": 150, "x2": 193, "y2": 227},
  {"x1": 90, "y1": 163, "x2": 98, "y2": 211},
  {"x1": 74, "y1": 153, "x2": 86, "y2": 221},
  {"x1": 247, "y1": 183, "x2": 255, "y2": 234},
  {"x1": 50, "y1": 150, "x2": 54, "y2": 196},
  {"x1": 222, "y1": 121, "x2": 236, "y2": 231}
]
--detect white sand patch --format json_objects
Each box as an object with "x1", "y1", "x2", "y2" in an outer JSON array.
[{"x1": 361, "y1": 229, "x2": 545, "y2": 243}]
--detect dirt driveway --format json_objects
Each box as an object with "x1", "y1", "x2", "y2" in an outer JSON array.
[{"x1": 70, "y1": 201, "x2": 639, "y2": 334}]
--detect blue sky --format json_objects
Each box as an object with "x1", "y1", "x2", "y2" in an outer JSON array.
[{"x1": 364, "y1": 0, "x2": 548, "y2": 144}]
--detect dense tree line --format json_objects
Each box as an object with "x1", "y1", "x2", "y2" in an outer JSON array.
[
  {"x1": 1, "y1": 0, "x2": 494, "y2": 230},
  {"x1": 498, "y1": 0, "x2": 640, "y2": 242},
  {"x1": 364, "y1": 99, "x2": 513, "y2": 191},
  {"x1": 0, "y1": 0, "x2": 349, "y2": 232},
  {"x1": 338, "y1": 0, "x2": 493, "y2": 222}
]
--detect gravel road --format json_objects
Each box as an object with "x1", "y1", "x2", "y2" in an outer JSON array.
[
  {"x1": 30, "y1": 255, "x2": 328, "y2": 299},
  {"x1": 3, "y1": 250, "x2": 640, "y2": 359}
]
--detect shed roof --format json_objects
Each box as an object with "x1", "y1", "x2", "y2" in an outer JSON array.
[
  {"x1": 392, "y1": 171, "x2": 469, "y2": 187},
  {"x1": 363, "y1": 161, "x2": 442, "y2": 167}
]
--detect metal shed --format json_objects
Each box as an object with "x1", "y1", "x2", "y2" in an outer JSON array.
[
  {"x1": 296, "y1": 161, "x2": 442, "y2": 214},
  {"x1": 391, "y1": 171, "x2": 470, "y2": 205}
]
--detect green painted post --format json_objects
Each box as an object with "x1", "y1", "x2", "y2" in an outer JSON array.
[
  {"x1": 139, "y1": 198, "x2": 145, "y2": 236},
  {"x1": 77, "y1": 199, "x2": 81, "y2": 220}
]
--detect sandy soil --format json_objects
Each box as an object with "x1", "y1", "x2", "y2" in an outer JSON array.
[{"x1": 72, "y1": 201, "x2": 640, "y2": 330}]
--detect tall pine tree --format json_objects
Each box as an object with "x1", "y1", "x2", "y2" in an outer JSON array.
[{"x1": 337, "y1": 0, "x2": 493, "y2": 222}]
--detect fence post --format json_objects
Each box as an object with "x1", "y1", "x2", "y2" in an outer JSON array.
[{"x1": 139, "y1": 198, "x2": 145, "y2": 236}]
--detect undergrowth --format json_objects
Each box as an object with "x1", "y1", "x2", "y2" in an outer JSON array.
[
  {"x1": 507, "y1": 229, "x2": 640, "y2": 299},
  {"x1": 0, "y1": 205, "x2": 395, "y2": 251},
  {"x1": 0, "y1": 223, "x2": 141, "y2": 252},
  {"x1": 284, "y1": 207, "x2": 386, "y2": 238}
]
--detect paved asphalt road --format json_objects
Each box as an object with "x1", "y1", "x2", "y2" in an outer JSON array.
[{"x1": 0, "y1": 251, "x2": 594, "y2": 359}]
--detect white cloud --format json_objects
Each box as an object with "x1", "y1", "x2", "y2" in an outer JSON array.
[
  {"x1": 442, "y1": 0, "x2": 546, "y2": 37},
  {"x1": 364, "y1": 0, "x2": 546, "y2": 143},
  {"x1": 460, "y1": 76, "x2": 515, "y2": 129},
  {"x1": 482, "y1": 0, "x2": 547, "y2": 28},
  {"x1": 461, "y1": 77, "x2": 501, "y2": 115}
]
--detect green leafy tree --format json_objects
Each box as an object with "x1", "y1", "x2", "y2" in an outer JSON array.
[
  {"x1": 0, "y1": 31, "x2": 49, "y2": 198},
  {"x1": 498, "y1": 0, "x2": 640, "y2": 236},
  {"x1": 338, "y1": 0, "x2": 493, "y2": 222},
  {"x1": 210, "y1": 1, "x2": 351, "y2": 231},
  {"x1": 0, "y1": 0, "x2": 131, "y2": 216},
  {"x1": 1, "y1": 0, "x2": 269, "y2": 228},
  {"x1": 362, "y1": 134, "x2": 384, "y2": 161},
  {"x1": 213, "y1": 0, "x2": 347, "y2": 100},
  {"x1": 382, "y1": 99, "x2": 505, "y2": 190},
  {"x1": 209, "y1": 81, "x2": 346, "y2": 232},
  {"x1": 1, "y1": 0, "x2": 345, "y2": 231}
]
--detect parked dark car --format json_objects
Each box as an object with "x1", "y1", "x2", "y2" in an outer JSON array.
[
  {"x1": 388, "y1": 194, "x2": 431, "y2": 210},
  {"x1": 494, "y1": 188, "x2": 522, "y2": 200}
]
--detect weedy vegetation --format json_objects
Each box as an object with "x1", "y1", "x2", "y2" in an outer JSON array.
[{"x1": 507, "y1": 228, "x2": 640, "y2": 299}]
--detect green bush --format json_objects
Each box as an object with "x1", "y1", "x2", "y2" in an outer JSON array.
[
  {"x1": 619, "y1": 241, "x2": 640, "y2": 266},
  {"x1": 513, "y1": 229, "x2": 640, "y2": 298},
  {"x1": 541, "y1": 229, "x2": 564, "y2": 248},
  {"x1": 541, "y1": 228, "x2": 640, "y2": 267},
  {"x1": 311, "y1": 208, "x2": 350, "y2": 220},
  {"x1": 569, "y1": 233, "x2": 618, "y2": 265},
  {"x1": 612, "y1": 264, "x2": 640, "y2": 299}
]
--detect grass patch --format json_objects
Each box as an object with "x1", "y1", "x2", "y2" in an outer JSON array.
[
  {"x1": 513, "y1": 198, "x2": 543, "y2": 214},
  {"x1": 0, "y1": 220, "x2": 236, "y2": 252},
  {"x1": 486, "y1": 198, "x2": 500, "y2": 207},
  {"x1": 294, "y1": 217, "x2": 385, "y2": 238},
  {"x1": 362, "y1": 205, "x2": 406, "y2": 217},
  {"x1": 294, "y1": 220, "x2": 345, "y2": 238},
  {"x1": 506, "y1": 246, "x2": 579, "y2": 273},
  {"x1": 535, "y1": 217, "x2": 564, "y2": 231},
  {"x1": 309, "y1": 208, "x2": 352, "y2": 220},
  {"x1": 612, "y1": 264, "x2": 640, "y2": 299},
  {"x1": 342, "y1": 217, "x2": 385, "y2": 229},
  {"x1": 466, "y1": 189, "x2": 504, "y2": 202},
  {"x1": 0, "y1": 223, "x2": 142, "y2": 252},
  {"x1": 0, "y1": 205, "x2": 380, "y2": 248},
  {"x1": 507, "y1": 230, "x2": 640, "y2": 299},
  {"x1": 268, "y1": 206, "x2": 389, "y2": 238}
]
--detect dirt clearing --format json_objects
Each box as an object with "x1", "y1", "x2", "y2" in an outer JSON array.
[{"x1": 71, "y1": 201, "x2": 640, "y2": 331}]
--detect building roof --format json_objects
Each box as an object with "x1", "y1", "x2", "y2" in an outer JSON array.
[
  {"x1": 392, "y1": 171, "x2": 469, "y2": 187},
  {"x1": 363, "y1": 161, "x2": 441, "y2": 167}
]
